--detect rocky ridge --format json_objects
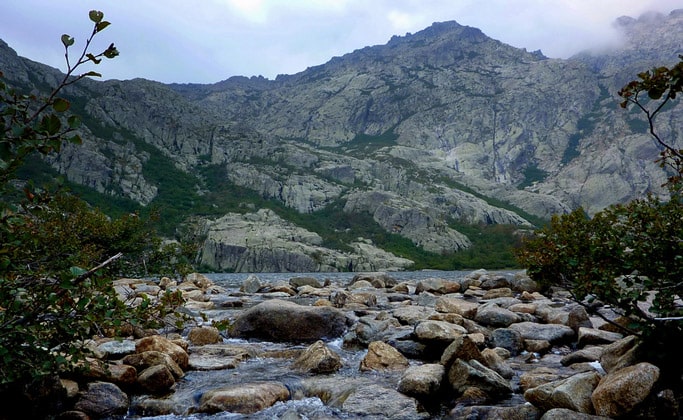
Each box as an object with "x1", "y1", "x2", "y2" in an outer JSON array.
[{"x1": 1, "y1": 10, "x2": 682, "y2": 271}]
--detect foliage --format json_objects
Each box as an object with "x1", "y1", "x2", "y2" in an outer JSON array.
[
  {"x1": 0, "y1": 11, "x2": 189, "y2": 388},
  {"x1": 516, "y1": 56, "x2": 683, "y2": 383}
]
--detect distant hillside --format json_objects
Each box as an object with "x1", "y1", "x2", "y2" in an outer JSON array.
[{"x1": 1, "y1": 9, "x2": 681, "y2": 272}]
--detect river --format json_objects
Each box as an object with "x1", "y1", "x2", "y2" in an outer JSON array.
[{"x1": 126, "y1": 269, "x2": 526, "y2": 419}]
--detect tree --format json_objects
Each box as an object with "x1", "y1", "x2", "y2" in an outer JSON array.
[
  {"x1": 0, "y1": 10, "x2": 187, "y2": 393},
  {"x1": 516, "y1": 55, "x2": 683, "y2": 386}
]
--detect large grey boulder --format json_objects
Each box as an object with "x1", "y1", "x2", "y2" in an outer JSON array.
[{"x1": 230, "y1": 299, "x2": 348, "y2": 342}]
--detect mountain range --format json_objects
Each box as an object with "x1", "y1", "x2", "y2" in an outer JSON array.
[{"x1": 1, "y1": 9, "x2": 681, "y2": 272}]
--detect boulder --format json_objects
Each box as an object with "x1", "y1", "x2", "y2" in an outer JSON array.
[
  {"x1": 397, "y1": 363, "x2": 445, "y2": 397},
  {"x1": 198, "y1": 382, "x2": 290, "y2": 414},
  {"x1": 360, "y1": 341, "x2": 409, "y2": 371},
  {"x1": 447, "y1": 359, "x2": 513, "y2": 396},
  {"x1": 524, "y1": 371, "x2": 601, "y2": 413},
  {"x1": 291, "y1": 340, "x2": 343, "y2": 374},
  {"x1": 230, "y1": 299, "x2": 347, "y2": 342},
  {"x1": 187, "y1": 326, "x2": 223, "y2": 346},
  {"x1": 135, "y1": 335, "x2": 189, "y2": 370},
  {"x1": 591, "y1": 362, "x2": 660, "y2": 418},
  {"x1": 73, "y1": 382, "x2": 129, "y2": 417}
]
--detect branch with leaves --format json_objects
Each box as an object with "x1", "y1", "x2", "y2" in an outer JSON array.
[
  {"x1": 0, "y1": 10, "x2": 118, "y2": 186},
  {"x1": 618, "y1": 55, "x2": 683, "y2": 189}
]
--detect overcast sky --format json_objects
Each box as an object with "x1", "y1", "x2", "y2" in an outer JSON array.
[{"x1": 2, "y1": 0, "x2": 682, "y2": 84}]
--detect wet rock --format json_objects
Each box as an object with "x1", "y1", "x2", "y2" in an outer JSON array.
[
  {"x1": 291, "y1": 340, "x2": 343, "y2": 374},
  {"x1": 360, "y1": 341, "x2": 409, "y2": 371},
  {"x1": 474, "y1": 302, "x2": 521, "y2": 327},
  {"x1": 447, "y1": 359, "x2": 513, "y2": 396},
  {"x1": 339, "y1": 383, "x2": 428, "y2": 419},
  {"x1": 122, "y1": 351, "x2": 184, "y2": 379},
  {"x1": 187, "y1": 343, "x2": 258, "y2": 371},
  {"x1": 524, "y1": 371, "x2": 601, "y2": 413},
  {"x1": 137, "y1": 364, "x2": 176, "y2": 394},
  {"x1": 136, "y1": 335, "x2": 189, "y2": 370},
  {"x1": 450, "y1": 403, "x2": 541, "y2": 419},
  {"x1": 241, "y1": 273, "x2": 262, "y2": 293},
  {"x1": 397, "y1": 363, "x2": 445, "y2": 397},
  {"x1": 349, "y1": 272, "x2": 398, "y2": 289},
  {"x1": 73, "y1": 381, "x2": 129, "y2": 417},
  {"x1": 415, "y1": 277, "x2": 461, "y2": 295},
  {"x1": 392, "y1": 305, "x2": 438, "y2": 325},
  {"x1": 540, "y1": 408, "x2": 611, "y2": 419},
  {"x1": 598, "y1": 335, "x2": 640, "y2": 373},
  {"x1": 591, "y1": 362, "x2": 660, "y2": 418},
  {"x1": 508, "y1": 322, "x2": 575, "y2": 344},
  {"x1": 198, "y1": 382, "x2": 290, "y2": 414},
  {"x1": 229, "y1": 299, "x2": 347, "y2": 342},
  {"x1": 491, "y1": 328, "x2": 525, "y2": 356},
  {"x1": 290, "y1": 276, "x2": 322, "y2": 288},
  {"x1": 414, "y1": 319, "x2": 467, "y2": 343},
  {"x1": 435, "y1": 296, "x2": 479, "y2": 318},
  {"x1": 440, "y1": 335, "x2": 485, "y2": 368},
  {"x1": 577, "y1": 327, "x2": 623, "y2": 347},
  {"x1": 187, "y1": 326, "x2": 222, "y2": 346}
]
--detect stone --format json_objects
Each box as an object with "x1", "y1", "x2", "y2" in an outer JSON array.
[
  {"x1": 524, "y1": 371, "x2": 601, "y2": 413},
  {"x1": 229, "y1": 299, "x2": 347, "y2": 342},
  {"x1": 447, "y1": 359, "x2": 513, "y2": 395},
  {"x1": 198, "y1": 382, "x2": 290, "y2": 414},
  {"x1": 289, "y1": 276, "x2": 323, "y2": 288},
  {"x1": 339, "y1": 383, "x2": 429, "y2": 419},
  {"x1": 392, "y1": 305, "x2": 438, "y2": 325},
  {"x1": 413, "y1": 320, "x2": 467, "y2": 343},
  {"x1": 540, "y1": 408, "x2": 612, "y2": 419},
  {"x1": 241, "y1": 274, "x2": 262, "y2": 293},
  {"x1": 591, "y1": 362, "x2": 660, "y2": 418},
  {"x1": 291, "y1": 340, "x2": 343, "y2": 374},
  {"x1": 440, "y1": 334, "x2": 485, "y2": 368},
  {"x1": 415, "y1": 277, "x2": 461, "y2": 295},
  {"x1": 137, "y1": 364, "x2": 176, "y2": 394},
  {"x1": 187, "y1": 326, "x2": 223, "y2": 346},
  {"x1": 135, "y1": 335, "x2": 189, "y2": 370},
  {"x1": 73, "y1": 382, "x2": 129, "y2": 417},
  {"x1": 434, "y1": 296, "x2": 479, "y2": 318},
  {"x1": 397, "y1": 363, "x2": 445, "y2": 397},
  {"x1": 360, "y1": 341, "x2": 409, "y2": 371},
  {"x1": 122, "y1": 351, "x2": 184, "y2": 379},
  {"x1": 508, "y1": 322, "x2": 575, "y2": 344},
  {"x1": 474, "y1": 303, "x2": 520, "y2": 327}
]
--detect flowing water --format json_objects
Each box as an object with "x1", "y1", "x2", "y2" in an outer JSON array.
[{"x1": 125, "y1": 270, "x2": 527, "y2": 419}]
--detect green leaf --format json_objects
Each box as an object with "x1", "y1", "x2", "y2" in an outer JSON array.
[
  {"x1": 103, "y1": 44, "x2": 119, "y2": 59},
  {"x1": 70, "y1": 266, "x2": 88, "y2": 277},
  {"x1": 89, "y1": 10, "x2": 104, "y2": 23},
  {"x1": 86, "y1": 53, "x2": 101, "y2": 65},
  {"x1": 52, "y1": 98, "x2": 70, "y2": 112},
  {"x1": 60, "y1": 34, "x2": 75, "y2": 48},
  {"x1": 38, "y1": 114, "x2": 61, "y2": 136},
  {"x1": 95, "y1": 21, "x2": 110, "y2": 33},
  {"x1": 67, "y1": 115, "x2": 81, "y2": 129},
  {"x1": 83, "y1": 71, "x2": 102, "y2": 78}
]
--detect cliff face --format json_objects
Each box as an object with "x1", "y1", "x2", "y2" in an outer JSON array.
[{"x1": 1, "y1": 10, "x2": 681, "y2": 272}]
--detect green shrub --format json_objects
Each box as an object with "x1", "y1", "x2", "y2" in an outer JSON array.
[
  {"x1": 0, "y1": 10, "x2": 190, "y2": 390},
  {"x1": 516, "y1": 56, "x2": 683, "y2": 386}
]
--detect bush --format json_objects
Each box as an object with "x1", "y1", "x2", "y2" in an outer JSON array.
[
  {"x1": 516, "y1": 56, "x2": 683, "y2": 386},
  {"x1": 0, "y1": 10, "x2": 190, "y2": 389}
]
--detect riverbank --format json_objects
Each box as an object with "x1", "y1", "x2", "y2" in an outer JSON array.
[{"x1": 18, "y1": 269, "x2": 677, "y2": 419}]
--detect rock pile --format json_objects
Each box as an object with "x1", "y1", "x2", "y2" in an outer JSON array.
[{"x1": 18, "y1": 270, "x2": 681, "y2": 419}]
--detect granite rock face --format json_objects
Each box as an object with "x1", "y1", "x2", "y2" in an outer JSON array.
[{"x1": 1, "y1": 10, "x2": 682, "y2": 270}]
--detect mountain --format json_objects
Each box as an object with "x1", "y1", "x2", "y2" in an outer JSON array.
[{"x1": 1, "y1": 10, "x2": 681, "y2": 272}]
